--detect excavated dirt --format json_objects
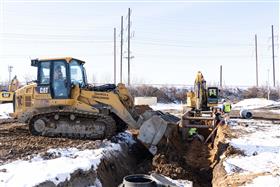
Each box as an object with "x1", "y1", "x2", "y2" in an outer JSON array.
[
  {"x1": 0, "y1": 123, "x2": 102, "y2": 164},
  {"x1": 150, "y1": 128, "x2": 215, "y2": 187},
  {"x1": 134, "y1": 105, "x2": 153, "y2": 115}
]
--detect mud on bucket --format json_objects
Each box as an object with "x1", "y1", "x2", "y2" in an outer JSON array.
[
  {"x1": 119, "y1": 174, "x2": 156, "y2": 187},
  {"x1": 240, "y1": 109, "x2": 253, "y2": 119}
]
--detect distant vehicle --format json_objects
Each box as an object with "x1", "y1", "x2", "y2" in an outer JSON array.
[{"x1": 0, "y1": 76, "x2": 19, "y2": 103}]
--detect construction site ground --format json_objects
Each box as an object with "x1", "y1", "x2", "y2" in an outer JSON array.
[{"x1": 0, "y1": 99, "x2": 280, "y2": 187}]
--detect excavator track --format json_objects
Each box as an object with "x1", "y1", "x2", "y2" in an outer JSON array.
[{"x1": 28, "y1": 110, "x2": 117, "y2": 140}]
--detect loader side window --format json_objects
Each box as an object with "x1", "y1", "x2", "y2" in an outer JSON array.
[
  {"x1": 70, "y1": 60, "x2": 85, "y2": 87},
  {"x1": 39, "y1": 62, "x2": 50, "y2": 84}
]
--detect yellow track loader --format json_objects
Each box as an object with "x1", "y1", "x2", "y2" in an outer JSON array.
[{"x1": 13, "y1": 57, "x2": 178, "y2": 154}]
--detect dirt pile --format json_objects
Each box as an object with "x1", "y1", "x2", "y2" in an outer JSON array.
[
  {"x1": 133, "y1": 105, "x2": 153, "y2": 115},
  {"x1": 152, "y1": 154, "x2": 186, "y2": 179}
]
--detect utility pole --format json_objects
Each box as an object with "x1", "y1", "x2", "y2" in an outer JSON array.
[
  {"x1": 220, "y1": 65, "x2": 223, "y2": 88},
  {"x1": 127, "y1": 8, "x2": 131, "y2": 86},
  {"x1": 255, "y1": 34, "x2": 259, "y2": 87},
  {"x1": 114, "y1": 28, "x2": 116, "y2": 85},
  {"x1": 120, "y1": 16, "x2": 123, "y2": 83},
  {"x1": 220, "y1": 65, "x2": 223, "y2": 97},
  {"x1": 8, "y1": 65, "x2": 13, "y2": 84},
  {"x1": 271, "y1": 25, "x2": 275, "y2": 87},
  {"x1": 267, "y1": 69, "x2": 270, "y2": 100}
]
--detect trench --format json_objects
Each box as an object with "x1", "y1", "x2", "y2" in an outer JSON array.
[
  {"x1": 35, "y1": 125, "x2": 228, "y2": 187},
  {"x1": 97, "y1": 125, "x2": 227, "y2": 187}
]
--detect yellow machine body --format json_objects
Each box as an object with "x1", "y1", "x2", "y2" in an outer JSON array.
[
  {"x1": 186, "y1": 71, "x2": 219, "y2": 111},
  {"x1": 0, "y1": 76, "x2": 19, "y2": 103}
]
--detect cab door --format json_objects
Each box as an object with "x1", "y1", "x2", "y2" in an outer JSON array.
[{"x1": 51, "y1": 61, "x2": 70, "y2": 99}]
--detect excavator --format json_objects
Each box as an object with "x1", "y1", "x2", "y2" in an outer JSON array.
[
  {"x1": 186, "y1": 71, "x2": 219, "y2": 111},
  {"x1": 0, "y1": 76, "x2": 20, "y2": 103},
  {"x1": 180, "y1": 71, "x2": 220, "y2": 143},
  {"x1": 13, "y1": 57, "x2": 179, "y2": 154}
]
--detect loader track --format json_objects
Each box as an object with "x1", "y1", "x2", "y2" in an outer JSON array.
[{"x1": 28, "y1": 110, "x2": 117, "y2": 140}]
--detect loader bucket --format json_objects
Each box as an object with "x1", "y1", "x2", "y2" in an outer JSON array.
[
  {"x1": 138, "y1": 115, "x2": 168, "y2": 147},
  {"x1": 137, "y1": 111, "x2": 180, "y2": 155}
]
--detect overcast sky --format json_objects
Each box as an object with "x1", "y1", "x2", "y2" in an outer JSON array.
[{"x1": 0, "y1": 0, "x2": 279, "y2": 87}]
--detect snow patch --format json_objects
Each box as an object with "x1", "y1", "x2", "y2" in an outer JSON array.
[
  {"x1": 112, "y1": 131, "x2": 136, "y2": 146},
  {"x1": 243, "y1": 175, "x2": 280, "y2": 187},
  {"x1": 162, "y1": 176, "x2": 192, "y2": 187},
  {"x1": 228, "y1": 121, "x2": 280, "y2": 156},
  {"x1": 233, "y1": 98, "x2": 279, "y2": 110},
  {"x1": 224, "y1": 151, "x2": 280, "y2": 174},
  {"x1": 0, "y1": 103, "x2": 13, "y2": 119},
  {"x1": 150, "y1": 103, "x2": 183, "y2": 111}
]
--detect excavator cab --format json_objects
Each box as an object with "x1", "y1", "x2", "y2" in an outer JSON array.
[
  {"x1": 207, "y1": 87, "x2": 219, "y2": 107},
  {"x1": 32, "y1": 58, "x2": 87, "y2": 99}
]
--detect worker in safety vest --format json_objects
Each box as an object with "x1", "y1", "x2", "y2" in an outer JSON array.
[
  {"x1": 221, "y1": 99, "x2": 231, "y2": 125},
  {"x1": 222, "y1": 100, "x2": 232, "y2": 113}
]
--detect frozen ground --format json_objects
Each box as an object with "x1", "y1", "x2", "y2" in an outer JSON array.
[{"x1": 0, "y1": 103, "x2": 13, "y2": 119}]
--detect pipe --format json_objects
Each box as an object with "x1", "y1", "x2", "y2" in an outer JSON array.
[{"x1": 240, "y1": 109, "x2": 253, "y2": 119}]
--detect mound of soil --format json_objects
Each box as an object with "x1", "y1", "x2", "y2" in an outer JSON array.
[{"x1": 134, "y1": 105, "x2": 152, "y2": 115}]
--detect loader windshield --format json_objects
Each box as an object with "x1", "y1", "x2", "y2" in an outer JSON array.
[{"x1": 70, "y1": 60, "x2": 86, "y2": 87}]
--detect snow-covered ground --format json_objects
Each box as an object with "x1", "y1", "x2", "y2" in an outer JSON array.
[
  {"x1": 223, "y1": 119, "x2": 280, "y2": 186},
  {"x1": 0, "y1": 130, "x2": 191, "y2": 187},
  {"x1": 223, "y1": 98, "x2": 280, "y2": 186},
  {"x1": 0, "y1": 142, "x2": 120, "y2": 187},
  {"x1": 0, "y1": 132, "x2": 136, "y2": 187},
  {"x1": 0, "y1": 103, "x2": 13, "y2": 119},
  {"x1": 232, "y1": 98, "x2": 280, "y2": 110}
]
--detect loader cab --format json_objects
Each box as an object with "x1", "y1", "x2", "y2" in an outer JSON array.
[{"x1": 32, "y1": 58, "x2": 87, "y2": 99}]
